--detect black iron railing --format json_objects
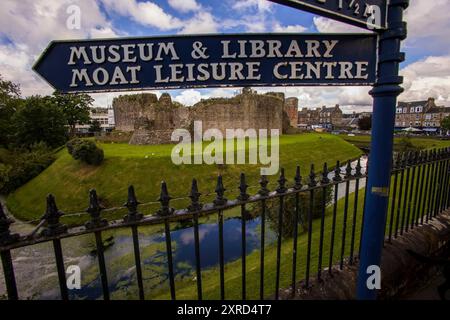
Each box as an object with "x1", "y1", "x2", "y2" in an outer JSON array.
[{"x1": 1, "y1": 148, "x2": 449, "y2": 300}]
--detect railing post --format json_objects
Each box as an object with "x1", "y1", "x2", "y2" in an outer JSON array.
[
  {"x1": 0, "y1": 202, "x2": 19, "y2": 300},
  {"x1": 123, "y1": 185, "x2": 145, "y2": 300},
  {"x1": 357, "y1": 0, "x2": 409, "y2": 300},
  {"x1": 41, "y1": 194, "x2": 69, "y2": 300}
]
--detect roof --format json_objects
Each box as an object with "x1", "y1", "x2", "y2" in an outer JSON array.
[
  {"x1": 426, "y1": 106, "x2": 450, "y2": 114},
  {"x1": 298, "y1": 109, "x2": 319, "y2": 115},
  {"x1": 398, "y1": 101, "x2": 428, "y2": 108}
]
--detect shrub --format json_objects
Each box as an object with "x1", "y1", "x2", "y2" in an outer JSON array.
[
  {"x1": 66, "y1": 138, "x2": 83, "y2": 156},
  {"x1": 0, "y1": 143, "x2": 56, "y2": 194},
  {"x1": 68, "y1": 140, "x2": 104, "y2": 165}
]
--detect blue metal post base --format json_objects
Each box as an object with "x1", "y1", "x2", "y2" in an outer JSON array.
[{"x1": 357, "y1": 0, "x2": 409, "y2": 300}]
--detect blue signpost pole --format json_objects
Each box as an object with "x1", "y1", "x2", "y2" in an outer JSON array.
[{"x1": 357, "y1": 0, "x2": 409, "y2": 300}]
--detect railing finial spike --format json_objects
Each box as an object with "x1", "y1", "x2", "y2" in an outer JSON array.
[
  {"x1": 333, "y1": 161, "x2": 342, "y2": 182},
  {"x1": 238, "y1": 173, "x2": 250, "y2": 201},
  {"x1": 355, "y1": 158, "x2": 362, "y2": 177},
  {"x1": 294, "y1": 166, "x2": 302, "y2": 190},
  {"x1": 157, "y1": 181, "x2": 174, "y2": 217},
  {"x1": 188, "y1": 179, "x2": 203, "y2": 212},
  {"x1": 258, "y1": 174, "x2": 270, "y2": 196},
  {"x1": 85, "y1": 189, "x2": 107, "y2": 229},
  {"x1": 214, "y1": 175, "x2": 227, "y2": 207},
  {"x1": 41, "y1": 194, "x2": 67, "y2": 236},
  {"x1": 124, "y1": 185, "x2": 143, "y2": 222},
  {"x1": 309, "y1": 164, "x2": 317, "y2": 187},
  {"x1": 321, "y1": 162, "x2": 330, "y2": 185},
  {"x1": 345, "y1": 160, "x2": 353, "y2": 179},
  {"x1": 277, "y1": 168, "x2": 287, "y2": 193}
]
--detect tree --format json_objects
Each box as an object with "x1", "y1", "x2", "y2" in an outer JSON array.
[
  {"x1": 89, "y1": 119, "x2": 102, "y2": 134},
  {"x1": 441, "y1": 116, "x2": 450, "y2": 132},
  {"x1": 52, "y1": 92, "x2": 93, "y2": 137},
  {"x1": 0, "y1": 75, "x2": 21, "y2": 146},
  {"x1": 358, "y1": 116, "x2": 372, "y2": 131},
  {"x1": 12, "y1": 96, "x2": 68, "y2": 148}
]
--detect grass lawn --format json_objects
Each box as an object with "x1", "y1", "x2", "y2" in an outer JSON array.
[
  {"x1": 341, "y1": 134, "x2": 450, "y2": 151},
  {"x1": 6, "y1": 133, "x2": 363, "y2": 226}
]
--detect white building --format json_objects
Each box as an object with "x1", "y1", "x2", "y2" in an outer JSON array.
[{"x1": 75, "y1": 107, "x2": 115, "y2": 134}]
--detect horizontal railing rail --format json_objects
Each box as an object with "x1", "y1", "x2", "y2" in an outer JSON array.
[{"x1": 1, "y1": 147, "x2": 449, "y2": 300}]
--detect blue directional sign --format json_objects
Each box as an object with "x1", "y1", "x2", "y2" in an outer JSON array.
[
  {"x1": 33, "y1": 33, "x2": 377, "y2": 94},
  {"x1": 269, "y1": 0, "x2": 387, "y2": 30}
]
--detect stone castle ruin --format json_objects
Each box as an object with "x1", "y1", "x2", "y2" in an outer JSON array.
[{"x1": 113, "y1": 88, "x2": 298, "y2": 145}]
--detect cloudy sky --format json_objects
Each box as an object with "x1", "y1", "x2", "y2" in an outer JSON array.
[{"x1": 1, "y1": 0, "x2": 449, "y2": 113}]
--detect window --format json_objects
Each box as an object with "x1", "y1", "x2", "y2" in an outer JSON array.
[
  {"x1": 403, "y1": 108, "x2": 407, "y2": 113},
  {"x1": 416, "y1": 106, "x2": 423, "y2": 113},
  {"x1": 410, "y1": 107, "x2": 415, "y2": 113}
]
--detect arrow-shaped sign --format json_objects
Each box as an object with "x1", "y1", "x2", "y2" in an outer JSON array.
[
  {"x1": 269, "y1": 0, "x2": 388, "y2": 30},
  {"x1": 33, "y1": 33, "x2": 377, "y2": 94}
]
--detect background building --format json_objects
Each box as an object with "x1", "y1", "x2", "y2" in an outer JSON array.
[
  {"x1": 75, "y1": 107, "x2": 115, "y2": 134},
  {"x1": 298, "y1": 105, "x2": 343, "y2": 129},
  {"x1": 395, "y1": 98, "x2": 450, "y2": 132}
]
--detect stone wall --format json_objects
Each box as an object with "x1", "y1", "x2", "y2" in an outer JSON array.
[
  {"x1": 285, "y1": 97, "x2": 299, "y2": 127},
  {"x1": 113, "y1": 88, "x2": 293, "y2": 145}
]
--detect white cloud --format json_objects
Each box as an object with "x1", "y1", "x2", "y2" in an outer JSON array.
[
  {"x1": 173, "y1": 88, "x2": 238, "y2": 106},
  {"x1": 89, "y1": 27, "x2": 121, "y2": 39},
  {"x1": 0, "y1": 43, "x2": 51, "y2": 97},
  {"x1": 400, "y1": 55, "x2": 450, "y2": 106},
  {"x1": 91, "y1": 90, "x2": 161, "y2": 108},
  {"x1": 223, "y1": 14, "x2": 268, "y2": 33},
  {"x1": 273, "y1": 23, "x2": 307, "y2": 33},
  {"x1": 100, "y1": 0, "x2": 183, "y2": 30},
  {"x1": 168, "y1": 0, "x2": 201, "y2": 13},
  {"x1": 404, "y1": 0, "x2": 450, "y2": 54},
  {"x1": 0, "y1": 0, "x2": 117, "y2": 53},
  {"x1": 178, "y1": 12, "x2": 219, "y2": 34},
  {"x1": 231, "y1": 0, "x2": 273, "y2": 13},
  {"x1": 174, "y1": 89, "x2": 203, "y2": 106},
  {"x1": 0, "y1": 0, "x2": 122, "y2": 96}
]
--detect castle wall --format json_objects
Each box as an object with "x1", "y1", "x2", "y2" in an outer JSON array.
[
  {"x1": 190, "y1": 93, "x2": 284, "y2": 135},
  {"x1": 113, "y1": 93, "x2": 158, "y2": 132},
  {"x1": 112, "y1": 90, "x2": 288, "y2": 145},
  {"x1": 285, "y1": 97, "x2": 299, "y2": 127}
]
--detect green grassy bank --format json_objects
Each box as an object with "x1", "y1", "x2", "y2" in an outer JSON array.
[{"x1": 6, "y1": 133, "x2": 363, "y2": 225}]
